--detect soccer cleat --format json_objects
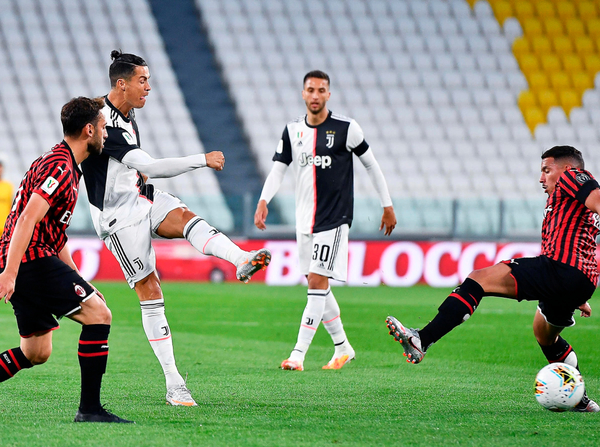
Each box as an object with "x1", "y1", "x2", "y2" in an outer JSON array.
[
  {"x1": 386, "y1": 316, "x2": 425, "y2": 364},
  {"x1": 281, "y1": 359, "x2": 304, "y2": 371},
  {"x1": 74, "y1": 406, "x2": 134, "y2": 423},
  {"x1": 571, "y1": 394, "x2": 600, "y2": 412},
  {"x1": 322, "y1": 347, "x2": 356, "y2": 370},
  {"x1": 236, "y1": 249, "x2": 271, "y2": 283},
  {"x1": 166, "y1": 384, "x2": 198, "y2": 407}
]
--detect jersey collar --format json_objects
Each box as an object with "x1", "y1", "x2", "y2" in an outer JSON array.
[
  {"x1": 61, "y1": 140, "x2": 83, "y2": 175},
  {"x1": 304, "y1": 110, "x2": 332, "y2": 129},
  {"x1": 105, "y1": 95, "x2": 132, "y2": 123}
]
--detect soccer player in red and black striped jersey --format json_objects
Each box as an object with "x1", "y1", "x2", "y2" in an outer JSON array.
[
  {"x1": 0, "y1": 97, "x2": 132, "y2": 423},
  {"x1": 387, "y1": 145, "x2": 600, "y2": 412}
]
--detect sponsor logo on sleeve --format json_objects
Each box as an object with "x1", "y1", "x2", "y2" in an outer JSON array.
[
  {"x1": 576, "y1": 172, "x2": 591, "y2": 184},
  {"x1": 41, "y1": 176, "x2": 59, "y2": 195},
  {"x1": 122, "y1": 131, "x2": 134, "y2": 145}
]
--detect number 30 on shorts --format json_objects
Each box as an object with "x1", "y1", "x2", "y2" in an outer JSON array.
[{"x1": 312, "y1": 244, "x2": 331, "y2": 262}]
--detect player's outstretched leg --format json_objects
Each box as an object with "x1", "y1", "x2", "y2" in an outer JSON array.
[
  {"x1": 386, "y1": 316, "x2": 425, "y2": 364},
  {"x1": 236, "y1": 248, "x2": 271, "y2": 283}
]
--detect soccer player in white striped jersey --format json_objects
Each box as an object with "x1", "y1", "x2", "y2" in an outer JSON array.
[
  {"x1": 254, "y1": 70, "x2": 396, "y2": 371},
  {"x1": 82, "y1": 51, "x2": 270, "y2": 406}
]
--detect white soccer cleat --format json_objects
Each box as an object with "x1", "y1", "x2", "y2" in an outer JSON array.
[
  {"x1": 323, "y1": 346, "x2": 356, "y2": 370},
  {"x1": 386, "y1": 316, "x2": 425, "y2": 364},
  {"x1": 166, "y1": 384, "x2": 198, "y2": 407},
  {"x1": 236, "y1": 249, "x2": 271, "y2": 283},
  {"x1": 281, "y1": 359, "x2": 304, "y2": 371}
]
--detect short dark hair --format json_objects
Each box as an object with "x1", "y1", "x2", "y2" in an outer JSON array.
[
  {"x1": 61, "y1": 97, "x2": 105, "y2": 137},
  {"x1": 109, "y1": 50, "x2": 147, "y2": 87},
  {"x1": 303, "y1": 70, "x2": 330, "y2": 87},
  {"x1": 541, "y1": 145, "x2": 585, "y2": 169}
]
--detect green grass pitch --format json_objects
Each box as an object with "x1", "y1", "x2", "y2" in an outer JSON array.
[{"x1": 0, "y1": 282, "x2": 598, "y2": 446}]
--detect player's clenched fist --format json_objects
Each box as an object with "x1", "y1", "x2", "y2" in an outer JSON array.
[{"x1": 206, "y1": 151, "x2": 225, "y2": 171}]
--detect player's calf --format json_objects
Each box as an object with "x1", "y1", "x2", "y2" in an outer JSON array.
[{"x1": 0, "y1": 348, "x2": 33, "y2": 382}]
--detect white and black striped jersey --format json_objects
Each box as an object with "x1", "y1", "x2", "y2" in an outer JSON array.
[
  {"x1": 81, "y1": 97, "x2": 153, "y2": 238},
  {"x1": 273, "y1": 111, "x2": 369, "y2": 234}
]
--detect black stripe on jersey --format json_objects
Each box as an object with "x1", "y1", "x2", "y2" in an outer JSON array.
[
  {"x1": 328, "y1": 227, "x2": 342, "y2": 271},
  {"x1": 353, "y1": 140, "x2": 369, "y2": 156},
  {"x1": 140, "y1": 302, "x2": 165, "y2": 310},
  {"x1": 183, "y1": 217, "x2": 204, "y2": 239},
  {"x1": 110, "y1": 234, "x2": 135, "y2": 277},
  {"x1": 576, "y1": 179, "x2": 599, "y2": 204}
]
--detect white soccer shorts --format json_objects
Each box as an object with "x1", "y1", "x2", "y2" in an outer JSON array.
[
  {"x1": 103, "y1": 189, "x2": 186, "y2": 288},
  {"x1": 297, "y1": 224, "x2": 349, "y2": 282}
]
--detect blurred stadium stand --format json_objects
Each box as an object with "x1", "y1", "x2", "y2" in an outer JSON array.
[
  {"x1": 0, "y1": 0, "x2": 233, "y2": 232},
  {"x1": 1, "y1": 0, "x2": 599, "y2": 239}
]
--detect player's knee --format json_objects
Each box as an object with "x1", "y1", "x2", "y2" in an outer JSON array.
[
  {"x1": 307, "y1": 272, "x2": 329, "y2": 290},
  {"x1": 25, "y1": 347, "x2": 52, "y2": 365}
]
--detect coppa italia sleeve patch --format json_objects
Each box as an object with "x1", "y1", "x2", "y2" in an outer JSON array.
[{"x1": 41, "y1": 176, "x2": 59, "y2": 195}]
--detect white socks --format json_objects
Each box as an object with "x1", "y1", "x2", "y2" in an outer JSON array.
[
  {"x1": 289, "y1": 289, "x2": 327, "y2": 362},
  {"x1": 321, "y1": 288, "x2": 350, "y2": 355},
  {"x1": 140, "y1": 299, "x2": 184, "y2": 389},
  {"x1": 183, "y1": 216, "x2": 246, "y2": 266}
]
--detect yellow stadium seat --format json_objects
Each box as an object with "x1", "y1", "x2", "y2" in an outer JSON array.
[
  {"x1": 550, "y1": 72, "x2": 572, "y2": 92},
  {"x1": 524, "y1": 107, "x2": 546, "y2": 133},
  {"x1": 536, "y1": 1, "x2": 556, "y2": 19},
  {"x1": 512, "y1": 37, "x2": 531, "y2": 58},
  {"x1": 574, "y1": 36, "x2": 595, "y2": 55},
  {"x1": 560, "y1": 90, "x2": 581, "y2": 115},
  {"x1": 537, "y1": 89, "x2": 559, "y2": 114},
  {"x1": 518, "y1": 90, "x2": 537, "y2": 112},
  {"x1": 523, "y1": 18, "x2": 543, "y2": 36},
  {"x1": 515, "y1": 1, "x2": 535, "y2": 22},
  {"x1": 556, "y1": 2, "x2": 576, "y2": 20},
  {"x1": 587, "y1": 18, "x2": 600, "y2": 39},
  {"x1": 492, "y1": 1, "x2": 514, "y2": 25},
  {"x1": 562, "y1": 54, "x2": 584, "y2": 74},
  {"x1": 583, "y1": 54, "x2": 600, "y2": 77},
  {"x1": 544, "y1": 18, "x2": 565, "y2": 37},
  {"x1": 531, "y1": 36, "x2": 552, "y2": 55},
  {"x1": 528, "y1": 71, "x2": 550, "y2": 90},
  {"x1": 571, "y1": 71, "x2": 593, "y2": 95},
  {"x1": 565, "y1": 19, "x2": 586, "y2": 38},
  {"x1": 552, "y1": 36, "x2": 574, "y2": 55},
  {"x1": 518, "y1": 54, "x2": 541, "y2": 77},
  {"x1": 540, "y1": 54, "x2": 562, "y2": 74},
  {"x1": 577, "y1": 1, "x2": 598, "y2": 18}
]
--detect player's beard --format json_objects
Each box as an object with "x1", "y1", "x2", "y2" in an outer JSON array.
[
  {"x1": 306, "y1": 101, "x2": 325, "y2": 116},
  {"x1": 87, "y1": 137, "x2": 103, "y2": 156}
]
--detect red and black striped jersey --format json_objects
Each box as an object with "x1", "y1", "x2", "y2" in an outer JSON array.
[
  {"x1": 541, "y1": 168, "x2": 600, "y2": 286},
  {"x1": 0, "y1": 142, "x2": 81, "y2": 267}
]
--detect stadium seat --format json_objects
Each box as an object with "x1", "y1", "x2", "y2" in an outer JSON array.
[
  {"x1": 559, "y1": 89, "x2": 582, "y2": 115},
  {"x1": 524, "y1": 107, "x2": 546, "y2": 132},
  {"x1": 572, "y1": 72, "x2": 593, "y2": 96},
  {"x1": 556, "y1": 2, "x2": 576, "y2": 20},
  {"x1": 565, "y1": 18, "x2": 586, "y2": 38}
]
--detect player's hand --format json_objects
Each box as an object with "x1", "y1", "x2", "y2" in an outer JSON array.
[
  {"x1": 579, "y1": 302, "x2": 592, "y2": 318},
  {"x1": 379, "y1": 206, "x2": 397, "y2": 236},
  {"x1": 254, "y1": 200, "x2": 268, "y2": 230},
  {"x1": 0, "y1": 271, "x2": 16, "y2": 303},
  {"x1": 206, "y1": 151, "x2": 225, "y2": 171}
]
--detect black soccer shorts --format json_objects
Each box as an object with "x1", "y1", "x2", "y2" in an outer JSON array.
[
  {"x1": 4, "y1": 256, "x2": 94, "y2": 337},
  {"x1": 503, "y1": 255, "x2": 596, "y2": 327}
]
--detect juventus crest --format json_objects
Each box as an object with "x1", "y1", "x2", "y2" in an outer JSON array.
[{"x1": 326, "y1": 131, "x2": 335, "y2": 148}]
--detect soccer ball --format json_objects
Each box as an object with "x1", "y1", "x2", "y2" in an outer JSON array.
[{"x1": 534, "y1": 363, "x2": 585, "y2": 412}]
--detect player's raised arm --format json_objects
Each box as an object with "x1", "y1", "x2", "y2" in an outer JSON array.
[{"x1": 121, "y1": 148, "x2": 210, "y2": 178}]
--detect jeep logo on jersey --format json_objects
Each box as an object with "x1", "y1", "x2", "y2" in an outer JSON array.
[
  {"x1": 326, "y1": 131, "x2": 335, "y2": 148},
  {"x1": 299, "y1": 153, "x2": 332, "y2": 168}
]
